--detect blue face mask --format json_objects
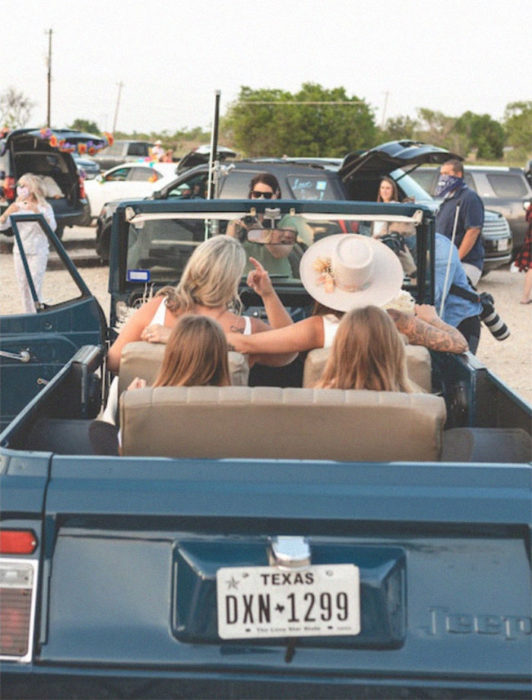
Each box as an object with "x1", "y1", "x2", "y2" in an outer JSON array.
[{"x1": 434, "y1": 173, "x2": 463, "y2": 198}]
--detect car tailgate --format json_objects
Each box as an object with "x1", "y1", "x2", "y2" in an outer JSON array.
[{"x1": 36, "y1": 456, "x2": 532, "y2": 688}]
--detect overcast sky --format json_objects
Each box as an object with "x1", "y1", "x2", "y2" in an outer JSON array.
[{"x1": 3, "y1": 0, "x2": 531, "y2": 135}]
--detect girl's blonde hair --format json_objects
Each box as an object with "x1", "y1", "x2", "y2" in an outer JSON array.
[
  {"x1": 18, "y1": 173, "x2": 47, "y2": 207},
  {"x1": 153, "y1": 314, "x2": 231, "y2": 388},
  {"x1": 158, "y1": 236, "x2": 246, "y2": 314},
  {"x1": 317, "y1": 305, "x2": 412, "y2": 392}
]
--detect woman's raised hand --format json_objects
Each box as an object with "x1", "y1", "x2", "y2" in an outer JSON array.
[{"x1": 246, "y1": 256, "x2": 273, "y2": 297}]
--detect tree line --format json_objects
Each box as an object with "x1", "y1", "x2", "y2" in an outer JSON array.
[{"x1": 2, "y1": 84, "x2": 530, "y2": 162}]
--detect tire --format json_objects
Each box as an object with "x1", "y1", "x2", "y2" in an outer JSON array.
[{"x1": 96, "y1": 225, "x2": 110, "y2": 263}]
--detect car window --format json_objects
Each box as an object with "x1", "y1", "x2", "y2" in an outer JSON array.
[
  {"x1": 167, "y1": 173, "x2": 208, "y2": 199},
  {"x1": 463, "y1": 172, "x2": 476, "y2": 191},
  {"x1": 410, "y1": 170, "x2": 437, "y2": 195},
  {"x1": 128, "y1": 143, "x2": 149, "y2": 157},
  {"x1": 390, "y1": 170, "x2": 434, "y2": 202},
  {"x1": 127, "y1": 167, "x2": 160, "y2": 182},
  {"x1": 486, "y1": 173, "x2": 528, "y2": 198},
  {"x1": 219, "y1": 171, "x2": 256, "y2": 198},
  {"x1": 105, "y1": 167, "x2": 129, "y2": 182},
  {"x1": 286, "y1": 175, "x2": 336, "y2": 201},
  {"x1": 103, "y1": 143, "x2": 123, "y2": 156}
]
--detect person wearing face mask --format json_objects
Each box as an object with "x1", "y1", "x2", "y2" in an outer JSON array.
[
  {"x1": 0, "y1": 173, "x2": 56, "y2": 313},
  {"x1": 435, "y1": 159, "x2": 484, "y2": 286}
]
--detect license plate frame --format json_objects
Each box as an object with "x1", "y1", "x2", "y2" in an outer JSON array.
[{"x1": 216, "y1": 564, "x2": 360, "y2": 640}]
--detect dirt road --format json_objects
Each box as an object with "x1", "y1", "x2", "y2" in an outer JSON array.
[{"x1": 1, "y1": 226, "x2": 531, "y2": 403}]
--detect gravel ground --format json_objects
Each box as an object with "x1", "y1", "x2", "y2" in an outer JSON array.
[{"x1": 1, "y1": 226, "x2": 531, "y2": 404}]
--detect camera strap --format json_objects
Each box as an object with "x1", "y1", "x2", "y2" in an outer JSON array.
[{"x1": 448, "y1": 283, "x2": 480, "y2": 304}]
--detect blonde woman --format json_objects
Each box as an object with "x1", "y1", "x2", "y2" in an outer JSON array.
[
  {"x1": 128, "y1": 315, "x2": 231, "y2": 390},
  {"x1": 317, "y1": 306, "x2": 412, "y2": 392},
  {"x1": 0, "y1": 173, "x2": 56, "y2": 313},
  {"x1": 107, "y1": 235, "x2": 295, "y2": 372}
]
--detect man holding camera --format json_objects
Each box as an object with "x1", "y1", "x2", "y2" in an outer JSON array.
[
  {"x1": 435, "y1": 233, "x2": 482, "y2": 353},
  {"x1": 435, "y1": 159, "x2": 484, "y2": 286}
]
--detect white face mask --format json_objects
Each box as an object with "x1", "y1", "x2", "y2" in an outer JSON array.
[{"x1": 17, "y1": 185, "x2": 30, "y2": 199}]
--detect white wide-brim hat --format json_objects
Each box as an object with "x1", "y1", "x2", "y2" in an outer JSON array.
[{"x1": 299, "y1": 234, "x2": 404, "y2": 312}]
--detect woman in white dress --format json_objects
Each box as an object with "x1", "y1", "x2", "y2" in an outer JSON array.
[{"x1": 0, "y1": 173, "x2": 56, "y2": 313}]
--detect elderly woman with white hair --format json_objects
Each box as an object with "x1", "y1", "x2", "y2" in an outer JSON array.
[{"x1": 0, "y1": 173, "x2": 56, "y2": 313}]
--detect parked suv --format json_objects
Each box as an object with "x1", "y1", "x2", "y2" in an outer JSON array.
[
  {"x1": 409, "y1": 165, "x2": 532, "y2": 253},
  {"x1": 0, "y1": 128, "x2": 99, "y2": 238},
  {"x1": 90, "y1": 140, "x2": 153, "y2": 171},
  {"x1": 95, "y1": 141, "x2": 512, "y2": 272}
]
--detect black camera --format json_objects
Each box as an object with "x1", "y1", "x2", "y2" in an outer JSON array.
[
  {"x1": 380, "y1": 232, "x2": 406, "y2": 255},
  {"x1": 479, "y1": 292, "x2": 510, "y2": 341}
]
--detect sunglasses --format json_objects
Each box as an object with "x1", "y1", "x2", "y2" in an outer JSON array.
[{"x1": 250, "y1": 190, "x2": 274, "y2": 199}]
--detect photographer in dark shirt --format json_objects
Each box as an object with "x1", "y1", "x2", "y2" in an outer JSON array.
[{"x1": 435, "y1": 159, "x2": 484, "y2": 286}]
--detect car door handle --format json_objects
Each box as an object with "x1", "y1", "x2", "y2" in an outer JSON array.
[{"x1": 0, "y1": 349, "x2": 31, "y2": 363}]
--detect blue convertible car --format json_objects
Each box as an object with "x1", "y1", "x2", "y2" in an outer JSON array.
[{"x1": 0, "y1": 199, "x2": 530, "y2": 698}]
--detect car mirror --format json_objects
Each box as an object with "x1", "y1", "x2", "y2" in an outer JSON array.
[{"x1": 247, "y1": 228, "x2": 297, "y2": 245}]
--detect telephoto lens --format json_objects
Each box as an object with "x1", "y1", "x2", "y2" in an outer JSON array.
[{"x1": 479, "y1": 292, "x2": 510, "y2": 341}]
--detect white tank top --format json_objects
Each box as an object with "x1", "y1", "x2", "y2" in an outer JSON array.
[
  {"x1": 322, "y1": 314, "x2": 340, "y2": 348},
  {"x1": 149, "y1": 297, "x2": 252, "y2": 335}
]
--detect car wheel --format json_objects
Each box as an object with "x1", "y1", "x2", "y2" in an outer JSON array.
[{"x1": 96, "y1": 225, "x2": 110, "y2": 263}]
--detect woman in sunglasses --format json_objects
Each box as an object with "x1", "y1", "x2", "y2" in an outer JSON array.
[
  {"x1": 248, "y1": 173, "x2": 281, "y2": 200},
  {"x1": 227, "y1": 172, "x2": 294, "y2": 276}
]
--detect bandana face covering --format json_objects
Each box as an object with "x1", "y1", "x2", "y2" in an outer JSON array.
[
  {"x1": 17, "y1": 186, "x2": 30, "y2": 199},
  {"x1": 434, "y1": 174, "x2": 463, "y2": 198}
]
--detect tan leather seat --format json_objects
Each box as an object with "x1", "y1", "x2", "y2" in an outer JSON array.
[
  {"x1": 118, "y1": 341, "x2": 249, "y2": 394},
  {"x1": 120, "y1": 386, "x2": 446, "y2": 462},
  {"x1": 303, "y1": 344, "x2": 432, "y2": 393}
]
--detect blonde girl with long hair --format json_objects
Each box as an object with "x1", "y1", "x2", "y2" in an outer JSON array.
[
  {"x1": 107, "y1": 235, "x2": 295, "y2": 372},
  {"x1": 317, "y1": 306, "x2": 412, "y2": 392},
  {"x1": 0, "y1": 172, "x2": 56, "y2": 313}
]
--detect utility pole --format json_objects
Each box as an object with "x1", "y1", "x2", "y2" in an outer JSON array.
[
  {"x1": 46, "y1": 29, "x2": 52, "y2": 127},
  {"x1": 112, "y1": 81, "x2": 124, "y2": 133},
  {"x1": 381, "y1": 91, "x2": 390, "y2": 129}
]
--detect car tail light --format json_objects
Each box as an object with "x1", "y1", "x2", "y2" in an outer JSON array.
[
  {"x1": 78, "y1": 174, "x2": 86, "y2": 199},
  {"x1": 0, "y1": 530, "x2": 37, "y2": 554},
  {"x1": 3, "y1": 176, "x2": 15, "y2": 200},
  {"x1": 0, "y1": 560, "x2": 38, "y2": 661}
]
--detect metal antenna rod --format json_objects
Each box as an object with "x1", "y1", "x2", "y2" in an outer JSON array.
[
  {"x1": 46, "y1": 29, "x2": 52, "y2": 127},
  {"x1": 112, "y1": 81, "x2": 124, "y2": 133}
]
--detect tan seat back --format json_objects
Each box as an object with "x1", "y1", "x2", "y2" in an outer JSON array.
[
  {"x1": 120, "y1": 386, "x2": 446, "y2": 462},
  {"x1": 303, "y1": 344, "x2": 432, "y2": 393},
  {"x1": 118, "y1": 341, "x2": 249, "y2": 394}
]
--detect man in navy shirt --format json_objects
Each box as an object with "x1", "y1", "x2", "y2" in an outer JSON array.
[{"x1": 435, "y1": 159, "x2": 484, "y2": 286}]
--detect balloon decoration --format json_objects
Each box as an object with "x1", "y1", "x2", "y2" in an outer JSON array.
[{"x1": 38, "y1": 128, "x2": 114, "y2": 155}]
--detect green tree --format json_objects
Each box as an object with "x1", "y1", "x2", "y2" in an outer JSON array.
[
  {"x1": 69, "y1": 118, "x2": 100, "y2": 134},
  {"x1": 455, "y1": 111, "x2": 505, "y2": 159},
  {"x1": 379, "y1": 115, "x2": 419, "y2": 142},
  {"x1": 0, "y1": 87, "x2": 34, "y2": 128},
  {"x1": 503, "y1": 101, "x2": 532, "y2": 150},
  {"x1": 222, "y1": 83, "x2": 377, "y2": 157}
]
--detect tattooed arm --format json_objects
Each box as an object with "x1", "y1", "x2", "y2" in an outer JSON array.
[{"x1": 387, "y1": 305, "x2": 468, "y2": 354}]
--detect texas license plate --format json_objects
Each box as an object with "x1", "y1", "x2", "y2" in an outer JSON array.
[
  {"x1": 217, "y1": 564, "x2": 360, "y2": 639},
  {"x1": 497, "y1": 239, "x2": 509, "y2": 251}
]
